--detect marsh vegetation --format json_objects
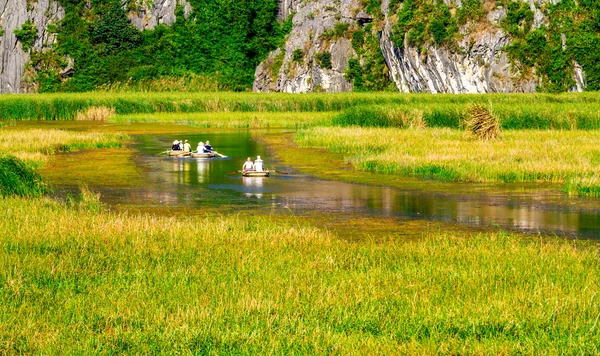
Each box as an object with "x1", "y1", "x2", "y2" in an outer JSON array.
[{"x1": 1, "y1": 92, "x2": 600, "y2": 353}]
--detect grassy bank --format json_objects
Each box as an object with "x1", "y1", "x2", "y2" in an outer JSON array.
[
  {"x1": 1, "y1": 196, "x2": 599, "y2": 353},
  {"x1": 111, "y1": 111, "x2": 335, "y2": 129},
  {"x1": 333, "y1": 101, "x2": 600, "y2": 130},
  {"x1": 295, "y1": 127, "x2": 600, "y2": 195},
  {"x1": 0, "y1": 128, "x2": 128, "y2": 167},
  {"x1": 1, "y1": 92, "x2": 600, "y2": 123}
]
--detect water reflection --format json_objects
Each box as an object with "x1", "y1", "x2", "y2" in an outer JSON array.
[
  {"x1": 44, "y1": 130, "x2": 600, "y2": 239},
  {"x1": 243, "y1": 177, "x2": 265, "y2": 199}
]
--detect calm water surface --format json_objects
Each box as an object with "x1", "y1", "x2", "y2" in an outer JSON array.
[{"x1": 44, "y1": 129, "x2": 600, "y2": 238}]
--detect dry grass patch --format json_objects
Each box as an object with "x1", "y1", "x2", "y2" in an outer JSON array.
[
  {"x1": 76, "y1": 106, "x2": 116, "y2": 121},
  {"x1": 464, "y1": 104, "x2": 500, "y2": 141}
]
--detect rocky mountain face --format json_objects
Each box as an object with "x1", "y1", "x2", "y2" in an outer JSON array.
[
  {"x1": 255, "y1": 0, "x2": 587, "y2": 93},
  {"x1": 255, "y1": 0, "x2": 358, "y2": 93},
  {"x1": 0, "y1": 0, "x2": 193, "y2": 93},
  {"x1": 0, "y1": 0, "x2": 64, "y2": 93}
]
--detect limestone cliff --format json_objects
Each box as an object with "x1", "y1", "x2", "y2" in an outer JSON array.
[
  {"x1": 0, "y1": 0, "x2": 193, "y2": 93},
  {"x1": 0, "y1": 0, "x2": 64, "y2": 93},
  {"x1": 254, "y1": 0, "x2": 358, "y2": 93},
  {"x1": 255, "y1": 0, "x2": 588, "y2": 93}
]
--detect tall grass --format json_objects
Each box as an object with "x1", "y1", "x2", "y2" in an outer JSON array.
[
  {"x1": 295, "y1": 127, "x2": 600, "y2": 187},
  {"x1": 1, "y1": 196, "x2": 599, "y2": 353},
  {"x1": 112, "y1": 111, "x2": 336, "y2": 129},
  {"x1": 0, "y1": 155, "x2": 50, "y2": 197},
  {"x1": 0, "y1": 129, "x2": 128, "y2": 166},
  {"x1": 1, "y1": 92, "x2": 600, "y2": 123},
  {"x1": 332, "y1": 100, "x2": 600, "y2": 130}
]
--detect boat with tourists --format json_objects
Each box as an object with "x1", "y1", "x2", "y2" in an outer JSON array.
[{"x1": 242, "y1": 170, "x2": 270, "y2": 177}]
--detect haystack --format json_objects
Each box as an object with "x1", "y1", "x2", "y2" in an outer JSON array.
[{"x1": 465, "y1": 105, "x2": 500, "y2": 141}]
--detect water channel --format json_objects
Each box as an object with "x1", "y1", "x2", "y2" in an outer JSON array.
[{"x1": 40, "y1": 127, "x2": 600, "y2": 239}]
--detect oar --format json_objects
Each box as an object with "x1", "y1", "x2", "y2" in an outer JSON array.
[
  {"x1": 227, "y1": 170, "x2": 242, "y2": 174},
  {"x1": 212, "y1": 151, "x2": 228, "y2": 158},
  {"x1": 274, "y1": 170, "x2": 288, "y2": 174},
  {"x1": 157, "y1": 150, "x2": 169, "y2": 156}
]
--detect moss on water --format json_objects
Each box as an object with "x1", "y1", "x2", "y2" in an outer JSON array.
[{"x1": 39, "y1": 148, "x2": 145, "y2": 188}]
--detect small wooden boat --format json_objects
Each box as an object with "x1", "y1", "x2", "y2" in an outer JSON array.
[
  {"x1": 242, "y1": 170, "x2": 270, "y2": 177},
  {"x1": 191, "y1": 152, "x2": 216, "y2": 158},
  {"x1": 168, "y1": 150, "x2": 191, "y2": 157}
]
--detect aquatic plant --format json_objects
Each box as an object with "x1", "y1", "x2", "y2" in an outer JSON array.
[{"x1": 0, "y1": 155, "x2": 50, "y2": 197}]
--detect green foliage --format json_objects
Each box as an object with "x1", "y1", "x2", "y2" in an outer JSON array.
[
  {"x1": 502, "y1": 0, "x2": 600, "y2": 92},
  {"x1": 322, "y1": 22, "x2": 350, "y2": 40},
  {"x1": 292, "y1": 48, "x2": 304, "y2": 62},
  {"x1": 271, "y1": 51, "x2": 285, "y2": 81},
  {"x1": 391, "y1": 0, "x2": 457, "y2": 50},
  {"x1": 502, "y1": 1, "x2": 534, "y2": 38},
  {"x1": 456, "y1": 0, "x2": 485, "y2": 26},
  {"x1": 315, "y1": 51, "x2": 332, "y2": 69},
  {"x1": 0, "y1": 155, "x2": 50, "y2": 197},
  {"x1": 14, "y1": 20, "x2": 37, "y2": 51},
  {"x1": 39, "y1": 0, "x2": 290, "y2": 92},
  {"x1": 346, "y1": 28, "x2": 394, "y2": 91}
]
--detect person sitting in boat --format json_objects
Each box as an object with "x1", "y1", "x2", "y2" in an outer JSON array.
[
  {"x1": 204, "y1": 141, "x2": 213, "y2": 152},
  {"x1": 242, "y1": 157, "x2": 254, "y2": 172},
  {"x1": 172, "y1": 140, "x2": 181, "y2": 150},
  {"x1": 183, "y1": 140, "x2": 192, "y2": 152},
  {"x1": 178, "y1": 140, "x2": 183, "y2": 150},
  {"x1": 254, "y1": 156, "x2": 264, "y2": 172},
  {"x1": 197, "y1": 142, "x2": 206, "y2": 153}
]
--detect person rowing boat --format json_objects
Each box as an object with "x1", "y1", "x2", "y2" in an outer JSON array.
[{"x1": 242, "y1": 157, "x2": 254, "y2": 172}]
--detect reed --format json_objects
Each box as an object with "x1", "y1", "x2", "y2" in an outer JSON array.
[
  {"x1": 1, "y1": 92, "x2": 600, "y2": 125},
  {"x1": 295, "y1": 127, "x2": 600, "y2": 190},
  {"x1": 1, "y1": 195, "x2": 598, "y2": 353}
]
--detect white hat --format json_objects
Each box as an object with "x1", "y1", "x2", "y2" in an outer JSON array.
[{"x1": 257, "y1": 155, "x2": 261, "y2": 159}]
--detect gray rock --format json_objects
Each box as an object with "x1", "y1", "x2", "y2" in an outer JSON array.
[
  {"x1": 256, "y1": 0, "x2": 580, "y2": 93},
  {"x1": 127, "y1": 0, "x2": 191, "y2": 31},
  {"x1": 254, "y1": 0, "x2": 358, "y2": 92},
  {"x1": 0, "y1": 0, "x2": 64, "y2": 93}
]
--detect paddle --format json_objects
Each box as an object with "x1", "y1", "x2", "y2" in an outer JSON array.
[
  {"x1": 227, "y1": 170, "x2": 242, "y2": 174},
  {"x1": 157, "y1": 150, "x2": 169, "y2": 156},
  {"x1": 212, "y1": 151, "x2": 228, "y2": 158},
  {"x1": 274, "y1": 170, "x2": 288, "y2": 174}
]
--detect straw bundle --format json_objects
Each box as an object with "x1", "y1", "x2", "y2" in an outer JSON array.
[{"x1": 465, "y1": 105, "x2": 500, "y2": 141}]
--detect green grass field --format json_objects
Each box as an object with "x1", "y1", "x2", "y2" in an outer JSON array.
[
  {"x1": 295, "y1": 127, "x2": 600, "y2": 196},
  {"x1": 1, "y1": 92, "x2": 600, "y2": 353},
  {"x1": 1, "y1": 195, "x2": 599, "y2": 354}
]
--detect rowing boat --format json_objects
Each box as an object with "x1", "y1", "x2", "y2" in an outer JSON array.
[
  {"x1": 168, "y1": 150, "x2": 191, "y2": 157},
  {"x1": 242, "y1": 170, "x2": 270, "y2": 177},
  {"x1": 191, "y1": 152, "x2": 216, "y2": 158}
]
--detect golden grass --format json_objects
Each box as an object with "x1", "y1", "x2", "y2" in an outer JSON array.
[
  {"x1": 295, "y1": 127, "x2": 600, "y2": 184},
  {"x1": 1, "y1": 195, "x2": 599, "y2": 353},
  {"x1": 75, "y1": 106, "x2": 116, "y2": 121},
  {"x1": 0, "y1": 128, "x2": 128, "y2": 166}
]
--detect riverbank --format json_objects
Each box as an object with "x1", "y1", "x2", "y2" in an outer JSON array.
[
  {"x1": 294, "y1": 127, "x2": 600, "y2": 196},
  {"x1": 1, "y1": 195, "x2": 599, "y2": 354}
]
